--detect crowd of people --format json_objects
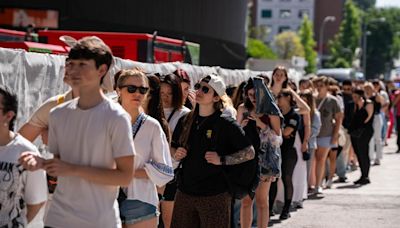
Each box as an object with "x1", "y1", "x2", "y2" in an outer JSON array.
[{"x1": 0, "y1": 36, "x2": 399, "y2": 228}]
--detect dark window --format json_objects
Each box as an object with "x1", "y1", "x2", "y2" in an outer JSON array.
[{"x1": 261, "y1": 9, "x2": 272, "y2": 18}]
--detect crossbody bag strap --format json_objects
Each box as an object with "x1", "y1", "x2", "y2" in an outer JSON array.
[
  {"x1": 132, "y1": 112, "x2": 147, "y2": 140},
  {"x1": 167, "y1": 109, "x2": 177, "y2": 123},
  {"x1": 317, "y1": 97, "x2": 327, "y2": 111}
]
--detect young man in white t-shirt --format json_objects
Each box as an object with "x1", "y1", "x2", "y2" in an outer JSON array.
[
  {"x1": 19, "y1": 36, "x2": 136, "y2": 228},
  {"x1": 0, "y1": 85, "x2": 47, "y2": 227}
]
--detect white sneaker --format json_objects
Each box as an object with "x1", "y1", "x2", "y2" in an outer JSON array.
[
  {"x1": 315, "y1": 186, "x2": 323, "y2": 194},
  {"x1": 326, "y1": 179, "x2": 333, "y2": 189}
]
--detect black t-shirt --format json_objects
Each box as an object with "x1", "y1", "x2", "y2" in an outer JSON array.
[
  {"x1": 281, "y1": 108, "x2": 300, "y2": 150},
  {"x1": 172, "y1": 111, "x2": 252, "y2": 196}
]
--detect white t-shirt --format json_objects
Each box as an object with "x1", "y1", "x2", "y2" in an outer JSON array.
[
  {"x1": 127, "y1": 116, "x2": 173, "y2": 207},
  {"x1": 45, "y1": 98, "x2": 136, "y2": 228},
  {"x1": 0, "y1": 134, "x2": 47, "y2": 227},
  {"x1": 28, "y1": 91, "x2": 73, "y2": 129},
  {"x1": 164, "y1": 107, "x2": 190, "y2": 133}
]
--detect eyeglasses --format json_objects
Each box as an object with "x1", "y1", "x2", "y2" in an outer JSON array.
[
  {"x1": 119, "y1": 85, "x2": 149, "y2": 95},
  {"x1": 194, "y1": 83, "x2": 210, "y2": 94}
]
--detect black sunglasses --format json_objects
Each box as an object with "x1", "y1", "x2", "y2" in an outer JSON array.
[
  {"x1": 194, "y1": 83, "x2": 210, "y2": 94},
  {"x1": 119, "y1": 85, "x2": 149, "y2": 95}
]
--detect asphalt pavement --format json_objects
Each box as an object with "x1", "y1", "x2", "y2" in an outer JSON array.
[{"x1": 269, "y1": 136, "x2": 400, "y2": 228}]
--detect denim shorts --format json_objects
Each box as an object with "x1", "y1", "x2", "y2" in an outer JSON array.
[
  {"x1": 119, "y1": 199, "x2": 159, "y2": 225},
  {"x1": 317, "y1": 136, "x2": 337, "y2": 149}
]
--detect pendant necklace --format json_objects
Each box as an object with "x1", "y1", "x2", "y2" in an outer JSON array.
[{"x1": 196, "y1": 116, "x2": 209, "y2": 130}]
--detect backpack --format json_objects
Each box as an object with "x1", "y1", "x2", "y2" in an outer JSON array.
[{"x1": 212, "y1": 116, "x2": 260, "y2": 200}]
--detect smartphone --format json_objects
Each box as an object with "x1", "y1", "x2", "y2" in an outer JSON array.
[{"x1": 243, "y1": 111, "x2": 250, "y2": 120}]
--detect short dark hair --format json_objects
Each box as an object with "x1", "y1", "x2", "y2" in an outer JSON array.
[
  {"x1": 342, "y1": 80, "x2": 352, "y2": 86},
  {"x1": 160, "y1": 74, "x2": 184, "y2": 109},
  {"x1": 0, "y1": 85, "x2": 18, "y2": 131},
  {"x1": 68, "y1": 36, "x2": 113, "y2": 84}
]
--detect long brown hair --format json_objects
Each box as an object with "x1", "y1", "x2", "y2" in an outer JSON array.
[
  {"x1": 178, "y1": 77, "x2": 223, "y2": 148},
  {"x1": 299, "y1": 89, "x2": 315, "y2": 124},
  {"x1": 146, "y1": 74, "x2": 171, "y2": 143}
]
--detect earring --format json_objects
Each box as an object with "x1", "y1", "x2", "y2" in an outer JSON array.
[{"x1": 3, "y1": 122, "x2": 8, "y2": 127}]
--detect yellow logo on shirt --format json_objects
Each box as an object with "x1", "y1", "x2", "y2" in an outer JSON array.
[{"x1": 206, "y1": 130, "x2": 212, "y2": 139}]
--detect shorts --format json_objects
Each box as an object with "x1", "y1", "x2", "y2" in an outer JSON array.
[
  {"x1": 163, "y1": 180, "x2": 178, "y2": 201},
  {"x1": 317, "y1": 136, "x2": 337, "y2": 149},
  {"x1": 119, "y1": 199, "x2": 159, "y2": 225}
]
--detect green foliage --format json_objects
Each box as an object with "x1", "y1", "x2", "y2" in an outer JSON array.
[
  {"x1": 364, "y1": 7, "x2": 400, "y2": 78},
  {"x1": 247, "y1": 38, "x2": 277, "y2": 59},
  {"x1": 274, "y1": 31, "x2": 305, "y2": 59},
  {"x1": 299, "y1": 15, "x2": 317, "y2": 73},
  {"x1": 328, "y1": 0, "x2": 361, "y2": 68},
  {"x1": 354, "y1": 0, "x2": 376, "y2": 11}
]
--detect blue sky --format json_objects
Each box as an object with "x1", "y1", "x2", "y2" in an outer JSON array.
[{"x1": 376, "y1": 0, "x2": 400, "y2": 7}]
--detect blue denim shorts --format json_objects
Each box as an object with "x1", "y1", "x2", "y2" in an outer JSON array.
[
  {"x1": 317, "y1": 136, "x2": 337, "y2": 149},
  {"x1": 119, "y1": 199, "x2": 159, "y2": 225}
]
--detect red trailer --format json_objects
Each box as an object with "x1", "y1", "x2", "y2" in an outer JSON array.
[{"x1": 38, "y1": 30, "x2": 199, "y2": 64}]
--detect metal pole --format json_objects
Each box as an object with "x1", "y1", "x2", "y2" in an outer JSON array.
[
  {"x1": 318, "y1": 16, "x2": 335, "y2": 69},
  {"x1": 362, "y1": 22, "x2": 367, "y2": 78}
]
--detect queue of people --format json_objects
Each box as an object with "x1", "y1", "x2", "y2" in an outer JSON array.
[{"x1": 0, "y1": 36, "x2": 397, "y2": 228}]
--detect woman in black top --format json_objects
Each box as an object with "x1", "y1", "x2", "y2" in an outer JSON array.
[
  {"x1": 170, "y1": 74, "x2": 255, "y2": 228},
  {"x1": 349, "y1": 89, "x2": 374, "y2": 185},
  {"x1": 273, "y1": 88, "x2": 300, "y2": 220}
]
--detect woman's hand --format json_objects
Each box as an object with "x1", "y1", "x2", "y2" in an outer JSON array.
[
  {"x1": 19, "y1": 152, "x2": 45, "y2": 171},
  {"x1": 174, "y1": 147, "x2": 187, "y2": 161},
  {"x1": 204, "y1": 151, "x2": 221, "y2": 165},
  {"x1": 249, "y1": 113, "x2": 267, "y2": 130},
  {"x1": 240, "y1": 118, "x2": 250, "y2": 128}
]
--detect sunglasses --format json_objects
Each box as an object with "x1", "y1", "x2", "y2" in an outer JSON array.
[
  {"x1": 194, "y1": 83, "x2": 210, "y2": 94},
  {"x1": 119, "y1": 85, "x2": 149, "y2": 95}
]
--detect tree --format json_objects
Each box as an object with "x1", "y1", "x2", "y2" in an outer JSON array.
[
  {"x1": 247, "y1": 38, "x2": 277, "y2": 59},
  {"x1": 299, "y1": 15, "x2": 317, "y2": 73},
  {"x1": 354, "y1": 0, "x2": 376, "y2": 11},
  {"x1": 328, "y1": 0, "x2": 361, "y2": 68},
  {"x1": 364, "y1": 8, "x2": 400, "y2": 78},
  {"x1": 274, "y1": 31, "x2": 305, "y2": 59}
]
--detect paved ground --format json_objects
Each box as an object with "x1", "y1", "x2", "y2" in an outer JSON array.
[{"x1": 270, "y1": 136, "x2": 400, "y2": 228}]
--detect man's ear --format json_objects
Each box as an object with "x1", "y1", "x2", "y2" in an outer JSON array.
[
  {"x1": 98, "y1": 64, "x2": 109, "y2": 79},
  {"x1": 5, "y1": 110, "x2": 15, "y2": 123}
]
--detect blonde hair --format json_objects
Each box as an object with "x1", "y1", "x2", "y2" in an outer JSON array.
[{"x1": 116, "y1": 69, "x2": 149, "y2": 89}]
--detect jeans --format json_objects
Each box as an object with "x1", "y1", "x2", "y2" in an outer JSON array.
[
  {"x1": 369, "y1": 114, "x2": 383, "y2": 161},
  {"x1": 336, "y1": 129, "x2": 351, "y2": 178}
]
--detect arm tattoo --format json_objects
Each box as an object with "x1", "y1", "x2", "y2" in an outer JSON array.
[{"x1": 224, "y1": 146, "x2": 255, "y2": 165}]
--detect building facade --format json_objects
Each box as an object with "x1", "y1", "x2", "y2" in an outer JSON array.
[{"x1": 255, "y1": 0, "x2": 315, "y2": 43}]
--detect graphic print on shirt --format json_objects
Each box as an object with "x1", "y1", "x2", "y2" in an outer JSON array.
[{"x1": 0, "y1": 161, "x2": 25, "y2": 227}]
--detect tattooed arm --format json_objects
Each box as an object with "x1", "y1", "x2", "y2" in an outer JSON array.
[{"x1": 221, "y1": 146, "x2": 255, "y2": 165}]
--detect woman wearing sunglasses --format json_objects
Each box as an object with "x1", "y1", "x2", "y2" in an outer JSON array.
[
  {"x1": 159, "y1": 74, "x2": 190, "y2": 228},
  {"x1": 115, "y1": 69, "x2": 174, "y2": 228},
  {"x1": 170, "y1": 74, "x2": 255, "y2": 228}
]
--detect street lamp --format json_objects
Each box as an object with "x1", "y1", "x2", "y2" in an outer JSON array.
[
  {"x1": 362, "y1": 17, "x2": 386, "y2": 78},
  {"x1": 318, "y1": 16, "x2": 336, "y2": 68}
]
